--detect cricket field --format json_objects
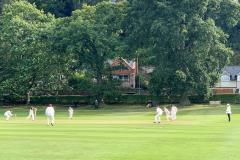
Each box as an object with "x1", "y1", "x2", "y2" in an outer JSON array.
[{"x1": 0, "y1": 104, "x2": 239, "y2": 160}]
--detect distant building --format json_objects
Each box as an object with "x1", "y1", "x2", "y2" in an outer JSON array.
[
  {"x1": 108, "y1": 57, "x2": 137, "y2": 88},
  {"x1": 140, "y1": 66, "x2": 154, "y2": 74},
  {"x1": 213, "y1": 66, "x2": 240, "y2": 94}
]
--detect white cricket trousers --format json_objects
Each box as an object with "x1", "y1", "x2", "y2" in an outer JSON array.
[
  {"x1": 47, "y1": 115, "x2": 55, "y2": 125},
  {"x1": 171, "y1": 113, "x2": 177, "y2": 120},
  {"x1": 166, "y1": 114, "x2": 171, "y2": 121},
  {"x1": 69, "y1": 113, "x2": 73, "y2": 119},
  {"x1": 5, "y1": 115, "x2": 10, "y2": 121},
  {"x1": 155, "y1": 113, "x2": 161, "y2": 123},
  {"x1": 28, "y1": 113, "x2": 35, "y2": 121}
]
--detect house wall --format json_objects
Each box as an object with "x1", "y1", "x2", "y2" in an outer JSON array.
[
  {"x1": 114, "y1": 73, "x2": 135, "y2": 88},
  {"x1": 237, "y1": 80, "x2": 240, "y2": 89},
  {"x1": 111, "y1": 59, "x2": 136, "y2": 88},
  {"x1": 213, "y1": 88, "x2": 235, "y2": 94},
  {"x1": 112, "y1": 70, "x2": 133, "y2": 75},
  {"x1": 215, "y1": 81, "x2": 237, "y2": 88},
  {"x1": 130, "y1": 73, "x2": 135, "y2": 88}
]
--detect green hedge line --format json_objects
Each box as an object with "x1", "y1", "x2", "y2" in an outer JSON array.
[
  {"x1": 31, "y1": 95, "x2": 91, "y2": 105},
  {"x1": 209, "y1": 94, "x2": 240, "y2": 104},
  {"x1": 5, "y1": 94, "x2": 239, "y2": 105},
  {"x1": 0, "y1": 94, "x2": 25, "y2": 104},
  {"x1": 30, "y1": 94, "x2": 207, "y2": 105}
]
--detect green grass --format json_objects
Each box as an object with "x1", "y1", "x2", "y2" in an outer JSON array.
[{"x1": 0, "y1": 104, "x2": 239, "y2": 160}]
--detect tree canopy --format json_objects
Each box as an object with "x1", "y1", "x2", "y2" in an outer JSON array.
[
  {"x1": 123, "y1": 0, "x2": 233, "y2": 104},
  {"x1": 0, "y1": 0, "x2": 240, "y2": 104}
]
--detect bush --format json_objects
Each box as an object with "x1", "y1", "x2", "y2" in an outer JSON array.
[
  {"x1": 30, "y1": 94, "x2": 208, "y2": 105},
  {"x1": 110, "y1": 95, "x2": 206, "y2": 104},
  {"x1": 110, "y1": 95, "x2": 181, "y2": 104},
  {"x1": 209, "y1": 94, "x2": 240, "y2": 104},
  {"x1": 189, "y1": 95, "x2": 207, "y2": 103},
  {"x1": 0, "y1": 93, "x2": 25, "y2": 104},
  {"x1": 31, "y1": 95, "x2": 91, "y2": 105}
]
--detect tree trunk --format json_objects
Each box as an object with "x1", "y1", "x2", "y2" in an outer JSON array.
[
  {"x1": 179, "y1": 92, "x2": 191, "y2": 106},
  {"x1": 95, "y1": 74, "x2": 104, "y2": 109},
  {"x1": 27, "y1": 91, "x2": 31, "y2": 105}
]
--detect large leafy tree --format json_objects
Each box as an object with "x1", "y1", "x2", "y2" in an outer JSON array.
[
  {"x1": 0, "y1": 1, "x2": 65, "y2": 97},
  {"x1": 124, "y1": 0, "x2": 233, "y2": 104},
  {"x1": 53, "y1": 1, "x2": 126, "y2": 101},
  {"x1": 206, "y1": 0, "x2": 240, "y2": 64}
]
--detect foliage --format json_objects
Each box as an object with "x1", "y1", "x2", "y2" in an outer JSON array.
[
  {"x1": 1, "y1": 0, "x2": 240, "y2": 105},
  {"x1": 31, "y1": 95, "x2": 91, "y2": 104},
  {"x1": 68, "y1": 72, "x2": 93, "y2": 92},
  {"x1": 30, "y1": 94, "x2": 206, "y2": 104},
  {"x1": 210, "y1": 94, "x2": 240, "y2": 103},
  {"x1": 124, "y1": 0, "x2": 233, "y2": 104},
  {"x1": 28, "y1": 0, "x2": 116, "y2": 17},
  {"x1": 206, "y1": 0, "x2": 240, "y2": 64},
  {"x1": 53, "y1": 1, "x2": 126, "y2": 101},
  {"x1": 0, "y1": 1, "x2": 68, "y2": 96}
]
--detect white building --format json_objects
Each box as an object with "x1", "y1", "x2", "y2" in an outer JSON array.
[{"x1": 214, "y1": 66, "x2": 240, "y2": 94}]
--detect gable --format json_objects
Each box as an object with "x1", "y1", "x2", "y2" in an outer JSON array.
[
  {"x1": 224, "y1": 66, "x2": 240, "y2": 76},
  {"x1": 111, "y1": 58, "x2": 133, "y2": 71},
  {"x1": 222, "y1": 70, "x2": 230, "y2": 76},
  {"x1": 112, "y1": 63, "x2": 129, "y2": 71}
]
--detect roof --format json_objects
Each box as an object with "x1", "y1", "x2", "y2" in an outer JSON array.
[
  {"x1": 108, "y1": 57, "x2": 136, "y2": 70},
  {"x1": 223, "y1": 66, "x2": 240, "y2": 76},
  {"x1": 123, "y1": 59, "x2": 136, "y2": 69}
]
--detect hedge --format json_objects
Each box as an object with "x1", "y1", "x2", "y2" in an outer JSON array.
[
  {"x1": 31, "y1": 95, "x2": 91, "y2": 105},
  {"x1": 209, "y1": 94, "x2": 240, "y2": 104},
  {"x1": 119, "y1": 95, "x2": 181, "y2": 104},
  {"x1": 5, "y1": 94, "x2": 239, "y2": 105},
  {"x1": 30, "y1": 94, "x2": 206, "y2": 105},
  {"x1": 0, "y1": 94, "x2": 25, "y2": 104}
]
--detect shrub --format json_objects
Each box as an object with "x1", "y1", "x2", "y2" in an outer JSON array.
[
  {"x1": 0, "y1": 93, "x2": 25, "y2": 104},
  {"x1": 30, "y1": 94, "x2": 208, "y2": 105},
  {"x1": 209, "y1": 94, "x2": 240, "y2": 104},
  {"x1": 189, "y1": 95, "x2": 207, "y2": 103},
  {"x1": 31, "y1": 95, "x2": 91, "y2": 105}
]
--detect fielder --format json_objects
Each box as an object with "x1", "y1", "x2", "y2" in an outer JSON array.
[
  {"x1": 33, "y1": 107, "x2": 37, "y2": 117},
  {"x1": 45, "y1": 104, "x2": 55, "y2": 126},
  {"x1": 154, "y1": 105, "x2": 163, "y2": 123},
  {"x1": 226, "y1": 103, "x2": 232, "y2": 122},
  {"x1": 68, "y1": 106, "x2": 74, "y2": 119},
  {"x1": 164, "y1": 107, "x2": 171, "y2": 121},
  {"x1": 171, "y1": 105, "x2": 178, "y2": 120},
  {"x1": 27, "y1": 107, "x2": 35, "y2": 121},
  {"x1": 4, "y1": 110, "x2": 13, "y2": 121}
]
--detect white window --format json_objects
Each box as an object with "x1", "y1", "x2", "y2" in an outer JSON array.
[
  {"x1": 221, "y1": 75, "x2": 230, "y2": 81},
  {"x1": 113, "y1": 75, "x2": 119, "y2": 79}
]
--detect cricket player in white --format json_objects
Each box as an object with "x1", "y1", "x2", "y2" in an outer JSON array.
[
  {"x1": 27, "y1": 107, "x2": 35, "y2": 121},
  {"x1": 68, "y1": 106, "x2": 74, "y2": 119},
  {"x1": 171, "y1": 105, "x2": 178, "y2": 120},
  {"x1": 154, "y1": 105, "x2": 163, "y2": 123},
  {"x1": 45, "y1": 104, "x2": 55, "y2": 126},
  {"x1": 4, "y1": 110, "x2": 13, "y2": 121},
  {"x1": 226, "y1": 103, "x2": 232, "y2": 122},
  {"x1": 33, "y1": 107, "x2": 37, "y2": 117},
  {"x1": 164, "y1": 107, "x2": 171, "y2": 121}
]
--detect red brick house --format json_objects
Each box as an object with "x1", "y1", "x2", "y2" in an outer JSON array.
[{"x1": 108, "y1": 57, "x2": 137, "y2": 88}]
